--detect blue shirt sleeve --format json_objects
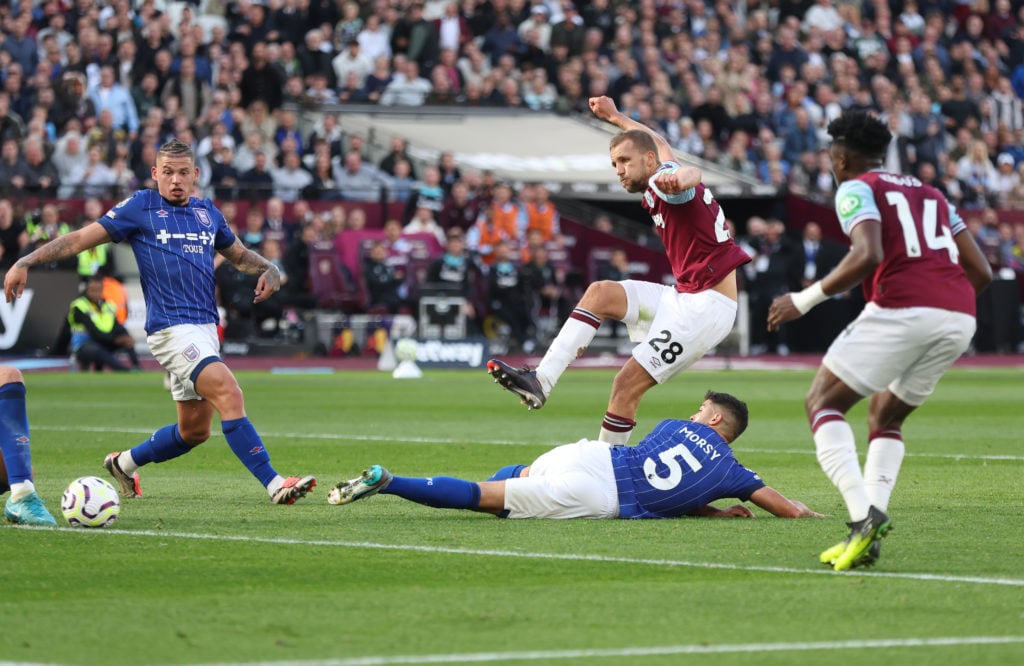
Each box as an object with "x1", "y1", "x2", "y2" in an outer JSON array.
[
  {"x1": 727, "y1": 463, "x2": 765, "y2": 501},
  {"x1": 98, "y1": 191, "x2": 147, "y2": 243}
]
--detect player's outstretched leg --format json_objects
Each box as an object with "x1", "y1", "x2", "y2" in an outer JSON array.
[
  {"x1": 271, "y1": 476, "x2": 317, "y2": 505},
  {"x1": 328, "y1": 465, "x2": 393, "y2": 505},
  {"x1": 103, "y1": 451, "x2": 143, "y2": 498},
  {"x1": 830, "y1": 506, "x2": 892, "y2": 571},
  {"x1": 487, "y1": 359, "x2": 546, "y2": 410},
  {"x1": 4, "y1": 491, "x2": 57, "y2": 526}
]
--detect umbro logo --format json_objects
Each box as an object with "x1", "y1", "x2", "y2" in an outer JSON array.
[{"x1": 156, "y1": 209, "x2": 169, "y2": 218}]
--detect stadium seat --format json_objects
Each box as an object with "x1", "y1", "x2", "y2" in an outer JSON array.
[{"x1": 308, "y1": 248, "x2": 364, "y2": 312}]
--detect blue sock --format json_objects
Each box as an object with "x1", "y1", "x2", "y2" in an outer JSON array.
[
  {"x1": 0, "y1": 383, "x2": 32, "y2": 484},
  {"x1": 382, "y1": 476, "x2": 481, "y2": 509},
  {"x1": 487, "y1": 464, "x2": 526, "y2": 481},
  {"x1": 130, "y1": 424, "x2": 192, "y2": 465},
  {"x1": 222, "y1": 417, "x2": 277, "y2": 487}
]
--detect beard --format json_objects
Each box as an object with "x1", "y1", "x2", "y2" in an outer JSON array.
[{"x1": 621, "y1": 177, "x2": 646, "y2": 193}]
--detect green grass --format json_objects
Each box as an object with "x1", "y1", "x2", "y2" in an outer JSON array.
[{"x1": 2, "y1": 367, "x2": 1023, "y2": 666}]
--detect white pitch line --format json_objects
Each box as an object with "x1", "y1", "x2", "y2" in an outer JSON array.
[
  {"x1": 4, "y1": 636, "x2": 1024, "y2": 666},
  {"x1": 29, "y1": 425, "x2": 1024, "y2": 462},
  {"x1": 192, "y1": 636, "x2": 1024, "y2": 666},
  {"x1": 13, "y1": 525, "x2": 1024, "y2": 588}
]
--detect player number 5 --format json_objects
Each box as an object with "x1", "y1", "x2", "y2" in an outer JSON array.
[{"x1": 643, "y1": 444, "x2": 703, "y2": 491}]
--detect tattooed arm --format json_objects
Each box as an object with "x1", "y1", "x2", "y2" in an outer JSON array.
[
  {"x1": 218, "y1": 237, "x2": 282, "y2": 304},
  {"x1": 4, "y1": 222, "x2": 112, "y2": 302}
]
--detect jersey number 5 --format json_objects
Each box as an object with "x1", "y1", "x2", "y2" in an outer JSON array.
[{"x1": 643, "y1": 444, "x2": 703, "y2": 491}]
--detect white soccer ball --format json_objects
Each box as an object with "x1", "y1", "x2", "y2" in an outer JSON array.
[
  {"x1": 394, "y1": 337, "x2": 419, "y2": 362},
  {"x1": 61, "y1": 476, "x2": 121, "y2": 528}
]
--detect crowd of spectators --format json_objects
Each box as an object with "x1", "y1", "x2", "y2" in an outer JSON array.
[{"x1": 1, "y1": 0, "x2": 1024, "y2": 353}]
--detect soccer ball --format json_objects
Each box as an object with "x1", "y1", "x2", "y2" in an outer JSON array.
[
  {"x1": 394, "y1": 337, "x2": 419, "y2": 362},
  {"x1": 61, "y1": 476, "x2": 121, "y2": 528}
]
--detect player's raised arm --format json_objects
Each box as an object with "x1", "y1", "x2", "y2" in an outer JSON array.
[
  {"x1": 748, "y1": 486, "x2": 823, "y2": 518},
  {"x1": 218, "y1": 237, "x2": 282, "y2": 303},
  {"x1": 652, "y1": 165, "x2": 702, "y2": 195},
  {"x1": 589, "y1": 95, "x2": 676, "y2": 163},
  {"x1": 4, "y1": 222, "x2": 112, "y2": 302}
]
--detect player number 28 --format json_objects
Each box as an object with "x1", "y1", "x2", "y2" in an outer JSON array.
[
  {"x1": 643, "y1": 444, "x2": 704, "y2": 491},
  {"x1": 649, "y1": 329, "x2": 684, "y2": 363}
]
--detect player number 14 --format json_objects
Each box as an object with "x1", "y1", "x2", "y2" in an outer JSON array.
[{"x1": 885, "y1": 192, "x2": 959, "y2": 263}]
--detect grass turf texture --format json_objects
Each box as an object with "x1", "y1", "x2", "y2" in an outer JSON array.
[{"x1": 2, "y1": 368, "x2": 1022, "y2": 666}]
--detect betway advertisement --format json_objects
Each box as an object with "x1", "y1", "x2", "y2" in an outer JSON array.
[{"x1": 0, "y1": 272, "x2": 80, "y2": 354}]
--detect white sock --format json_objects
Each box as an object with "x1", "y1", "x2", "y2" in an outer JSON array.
[
  {"x1": 863, "y1": 432, "x2": 905, "y2": 512},
  {"x1": 535, "y1": 308, "x2": 601, "y2": 395},
  {"x1": 266, "y1": 475, "x2": 284, "y2": 497},
  {"x1": 118, "y1": 450, "x2": 139, "y2": 475},
  {"x1": 9, "y1": 480, "x2": 35, "y2": 501},
  {"x1": 812, "y1": 410, "x2": 870, "y2": 522}
]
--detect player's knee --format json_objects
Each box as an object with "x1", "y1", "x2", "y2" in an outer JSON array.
[
  {"x1": 0, "y1": 366, "x2": 24, "y2": 385},
  {"x1": 579, "y1": 280, "x2": 625, "y2": 317},
  {"x1": 204, "y1": 380, "x2": 245, "y2": 414}
]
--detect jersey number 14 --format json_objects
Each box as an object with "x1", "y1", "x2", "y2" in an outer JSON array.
[{"x1": 886, "y1": 192, "x2": 959, "y2": 263}]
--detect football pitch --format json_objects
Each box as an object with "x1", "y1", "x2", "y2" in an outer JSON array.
[{"x1": 2, "y1": 366, "x2": 1022, "y2": 666}]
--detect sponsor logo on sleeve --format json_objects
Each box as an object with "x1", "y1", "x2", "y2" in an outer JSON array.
[{"x1": 838, "y1": 193, "x2": 862, "y2": 217}]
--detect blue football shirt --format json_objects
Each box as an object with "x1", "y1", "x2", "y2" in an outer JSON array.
[
  {"x1": 610, "y1": 419, "x2": 765, "y2": 519},
  {"x1": 98, "y1": 190, "x2": 237, "y2": 335}
]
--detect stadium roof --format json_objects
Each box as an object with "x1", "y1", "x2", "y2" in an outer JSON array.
[{"x1": 321, "y1": 106, "x2": 777, "y2": 200}]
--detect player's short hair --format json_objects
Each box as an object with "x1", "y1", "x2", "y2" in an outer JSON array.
[
  {"x1": 704, "y1": 390, "x2": 749, "y2": 441},
  {"x1": 827, "y1": 110, "x2": 891, "y2": 161},
  {"x1": 157, "y1": 138, "x2": 195, "y2": 163},
  {"x1": 610, "y1": 129, "x2": 658, "y2": 157}
]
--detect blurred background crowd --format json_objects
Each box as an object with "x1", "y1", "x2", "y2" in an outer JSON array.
[{"x1": 1, "y1": 0, "x2": 1023, "y2": 358}]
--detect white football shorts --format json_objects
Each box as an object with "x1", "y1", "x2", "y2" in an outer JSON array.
[
  {"x1": 147, "y1": 323, "x2": 222, "y2": 401},
  {"x1": 503, "y1": 439, "x2": 620, "y2": 519},
  {"x1": 620, "y1": 280, "x2": 738, "y2": 384},
  {"x1": 823, "y1": 302, "x2": 976, "y2": 406}
]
